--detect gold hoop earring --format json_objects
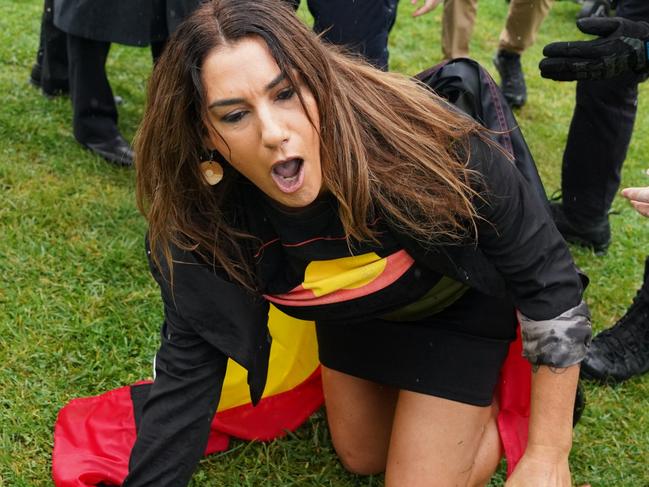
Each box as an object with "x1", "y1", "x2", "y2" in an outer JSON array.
[{"x1": 200, "y1": 159, "x2": 223, "y2": 185}]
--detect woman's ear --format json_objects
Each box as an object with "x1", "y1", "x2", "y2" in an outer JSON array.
[{"x1": 203, "y1": 128, "x2": 230, "y2": 165}]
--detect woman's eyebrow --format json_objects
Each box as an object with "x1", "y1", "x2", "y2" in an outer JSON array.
[
  {"x1": 208, "y1": 73, "x2": 286, "y2": 109},
  {"x1": 265, "y1": 72, "x2": 286, "y2": 91}
]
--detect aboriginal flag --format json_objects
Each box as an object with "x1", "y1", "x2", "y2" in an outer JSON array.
[
  {"x1": 52, "y1": 306, "x2": 324, "y2": 487},
  {"x1": 51, "y1": 307, "x2": 531, "y2": 486}
]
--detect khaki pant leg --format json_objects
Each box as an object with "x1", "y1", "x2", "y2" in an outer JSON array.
[
  {"x1": 442, "y1": 0, "x2": 478, "y2": 60},
  {"x1": 498, "y1": 0, "x2": 554, "y2": 55}
]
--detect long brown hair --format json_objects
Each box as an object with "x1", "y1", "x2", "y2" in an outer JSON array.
[{"x1": 136, "y1": 0, "x2": 483, "y2": 290}]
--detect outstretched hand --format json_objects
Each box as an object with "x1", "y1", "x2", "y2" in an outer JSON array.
[
  {"x1": 622, "y1": 185, "x2": 649, "y2": 218},
  {"x1": 539, "y1": 17, "x2": 649, "y2": 81},
  {"x1": 410, "y1": 0, "x2": 443, "y2": 17}
]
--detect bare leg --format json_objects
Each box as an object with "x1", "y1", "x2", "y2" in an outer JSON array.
[
  {"x1": 321, "y1": 366, "x2": 398, "y2": 475},
  {"x1": 323, "y1": 366, "x2": 503, "y2": 484},
  {"x1": 467, "y1": 402, "x2": 503, "y2": 487},
  {"x1": 385, "y1": 390, "x2": 494, "y2": 487}
]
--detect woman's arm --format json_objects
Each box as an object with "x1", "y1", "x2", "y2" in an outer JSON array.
[
  {"x1": 468, "y1": 137, "x2": 591, "y2": 367},
  {"x1": 467, "y1": 137, "x2": 591, "y2": 483},
  {"x1": 124, "y1": 306, "x2": 229, "y2": 486},
  {"x1": 123, "y1": 238, "x2": 270, "y2": 486},
  {"x1": 505, "y1": 365, "x2": 579, "y2": 487}
]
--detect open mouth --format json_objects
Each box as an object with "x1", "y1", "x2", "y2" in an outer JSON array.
[{"x1": 271, "y1": 158, "x2": 305, "y2": 193}]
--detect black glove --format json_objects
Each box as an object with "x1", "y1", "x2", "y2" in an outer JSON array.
[{"x1": 539, "y1": 17, "x2": 649, "y2": 81}]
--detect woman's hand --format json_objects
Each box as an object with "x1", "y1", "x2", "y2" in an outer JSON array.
[
  {"x1": 410, "y1": 0, "x2": 443, "y2": 17},
  {"x1": 505, "y1": 445, "x2": 571, "y2": 487},
  {"x1": 621, "y1": 185, "x2": 649, "y2": 218}
]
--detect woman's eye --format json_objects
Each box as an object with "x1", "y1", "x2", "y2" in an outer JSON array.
[
  {"x1": 222, "y1": 111, "x2": 246, "y2": 124},
  {"x1": 276, "y1": 87, "x2": 295, "y2": 101}
]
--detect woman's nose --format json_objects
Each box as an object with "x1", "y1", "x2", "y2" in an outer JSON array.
[{"x1": 260, "y1": 109, "x2": 289, "y2": 149}]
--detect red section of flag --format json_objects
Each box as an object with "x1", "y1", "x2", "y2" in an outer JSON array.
[
  {"x1": 52, "y1": 381, "x2": 156, "y2": 487},
  {"x1": 52, "y1": 371, "x2": 323, "y2": 487},
  {"x1": 496, "y1": 327, "x2": 532, "y2": 476},
  {"x1": 213, "y1": 368, "x2": 323, "y2": 440}
]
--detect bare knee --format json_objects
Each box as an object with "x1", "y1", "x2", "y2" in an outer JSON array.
[
  {"x1": 335, "y1": 445, "x2": 386, "y2": 476},
  {"x1": 321, "y1": 367, "x2": 397, "y2": 476}
]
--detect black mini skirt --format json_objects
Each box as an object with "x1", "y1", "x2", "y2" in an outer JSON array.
[{"x1": 315, "y1": 288, "x2": 517, "y2": 407}]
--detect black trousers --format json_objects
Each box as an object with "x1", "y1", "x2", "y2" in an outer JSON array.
[
  {"x1": 66, "y1": 35, "x2": 164, "y2": 144},
  {"x1": 561, "y1": 0, "x2": 649, "y2": 223},
  {"x1": 289, "y1": 0, "x2": 399, "y2": 70},
  {"x1": 35, "y1": 0, "x2": 164, "y2": 144},
  {"x1": 34, "y1": 0, "x2": 68, "y2": 92}
]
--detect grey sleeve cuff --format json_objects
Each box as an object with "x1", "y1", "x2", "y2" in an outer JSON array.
[{"x1": 517, "y1": 301, "x2": 592, "y2": 368}]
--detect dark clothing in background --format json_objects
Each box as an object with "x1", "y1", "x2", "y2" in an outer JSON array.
[
  {"x1": 45, "y1": 0, "x2": 201, "y2": 146},
  {"x1": 615, "y1": 0, "x2": 649, "y2": 22},
  {"x1": 64, "y1": 35, "x2": 165, "y2": 144},
  {"x1": 289, "y1": 0, "x2": 399, "y2": 69},
  {"x1": 35, "y1": 0, "x2": 68, "y2": 94},
  {"x1": 307, "y1": 0, "x2": 398, "y2": 69},
  {"x1": 53, "y1": 0, "x2": 198, "y2": 46},
  {"x1": 561, "y1": 0, "x2": 649, "y2": 223}
]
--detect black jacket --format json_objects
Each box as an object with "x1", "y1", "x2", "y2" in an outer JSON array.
[
  {"x1": 123, "y1": 136, "x2": 590, "y2": 486},
  {"x1": 53, "y1": 0, "x2": 202, "y2": 45}
]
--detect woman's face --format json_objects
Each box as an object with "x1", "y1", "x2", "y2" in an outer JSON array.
[{"x1": 202, "y1": 37, "x2": 322, "y2": 208}]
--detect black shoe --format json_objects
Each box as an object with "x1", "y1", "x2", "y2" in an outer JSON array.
[
  {"x1": 493, "y1": 50, "x2": 527, "y2": 108},
  {"x1": 29, "y1": 63, "x2": 69, "y2": 98},
  {"x1": 550, "y1": 202, "x2": 611, "y2": 255},
  {"x1": 581, "y1": 259, "x2": 649, "y2": 383},
  {"x1": 82, "y1": 135, "x2": 134, "y2": 167}
]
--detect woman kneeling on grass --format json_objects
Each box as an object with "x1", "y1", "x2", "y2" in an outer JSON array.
[{"x1": 125, "y1": 0, "x2": 591, "y2": 485}]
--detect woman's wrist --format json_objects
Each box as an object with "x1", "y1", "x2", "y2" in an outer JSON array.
[
  {"x1": 524, "y1": 442, "x2": 572, "y2": 463},
  {"x1": 526, "y1": 364, "x2": 579, "y2": 455}
]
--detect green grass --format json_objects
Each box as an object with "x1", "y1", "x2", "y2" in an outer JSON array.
[{"x1": 1, "y1": 0, "x2": 648, "y2": 485}]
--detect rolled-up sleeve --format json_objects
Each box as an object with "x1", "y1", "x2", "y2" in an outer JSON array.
[{"x1": 517, "y1": 301, "x2": 591, "y2": 367}]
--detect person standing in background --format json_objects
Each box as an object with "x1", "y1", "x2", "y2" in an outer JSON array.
[
  {"x1": 49, "y1": 0, "x2": 202, "y2": 167},
  {"x1": 543, "y1": 0, "x2": 649, "y2": 256},
  {"x1": 540, "y1": 9, "x2": 649, "y2": 383},
  {"x1": 411, "y1": 0, "x2": 554, "y2": 108}
]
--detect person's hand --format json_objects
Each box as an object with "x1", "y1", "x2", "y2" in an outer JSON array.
[
  {"x1": 411, "y1": 0, "x2": 443, "y2": 17},
  {"x1": 539, "y1": 17, "x2": 649, "y2": 81},
  {"x1": 621, "y1": 185, "x2": 649, "y2": 218},
  {"x1": 505, "y1": 445, "x2": 572, "y2": 487}
]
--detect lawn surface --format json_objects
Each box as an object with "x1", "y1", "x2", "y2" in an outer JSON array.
[{"x1": 1, "y1": 0, "x2": 648, "y2": 485}]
